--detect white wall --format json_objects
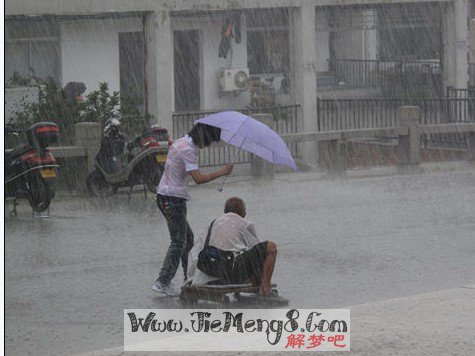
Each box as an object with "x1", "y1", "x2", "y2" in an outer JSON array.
[
  {"x1": 60, "y1": 18, "x2": 142, "y2": 94},
  {"x1": 173, "y1": 14, "x2": 250, "y2": 111}
]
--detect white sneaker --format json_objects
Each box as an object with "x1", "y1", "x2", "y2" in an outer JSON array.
[{"x1": 151, "y1": 280, "x2": 179, "y2": 296}]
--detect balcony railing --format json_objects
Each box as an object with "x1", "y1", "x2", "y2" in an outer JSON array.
[{"x1": 325, "y1": 59, "x2": 443, "y2": 97}]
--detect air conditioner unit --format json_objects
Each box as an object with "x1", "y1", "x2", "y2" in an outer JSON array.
[{"x1": 218, "y1": 68, "x2": 249, "y2": 92}]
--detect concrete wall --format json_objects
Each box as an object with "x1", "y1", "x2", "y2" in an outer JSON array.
[
  {"x1": 60, "y1": 17, "x2": 142, "y2": 94},
  {"x1": 173, "y1": 14, "x2": 250, "y2": 111},
  {"x1": 5, "y1": 0, "x2": 452, "y2": 16}
]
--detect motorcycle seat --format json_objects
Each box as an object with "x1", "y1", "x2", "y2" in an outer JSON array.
[{"x1": 5, "y1": 144, "x2": 30, "y2": 161}]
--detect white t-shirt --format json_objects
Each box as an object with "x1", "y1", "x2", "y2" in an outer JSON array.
[
  {"x1": 157, "y1": 135, "x2": 199, "y2": 200},
  {"x1": 208, "y1": 212, "x2": 260, "y2": 252},
  {"x1": 187, "y1": 213, "x2": 260, "y2": 285}
]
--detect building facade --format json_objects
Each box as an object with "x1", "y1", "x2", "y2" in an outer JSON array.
[{"x1": 5, "y1": 0, "x2": 473, "y2": 153}]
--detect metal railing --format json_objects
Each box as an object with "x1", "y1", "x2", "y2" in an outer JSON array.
[
  {"x1": 317, "y1": 97, "x2": 474, "y2": 130},
  {"x1": 327, "y1": 59, "x2": 443, "y2": 97},
  {"x1": 317, "y1": 97, "x2": 475, "y2": 149},
  {"x1": 172, "y1": 104, "x2": 300, "y2": 167},
  {"x1": 446, "y1": 87, "x2": 475, "y2": 99}
]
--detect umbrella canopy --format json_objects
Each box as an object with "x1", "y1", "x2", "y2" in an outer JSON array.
[{"x1": 195, "y1": 111, "x2": 297, "y2": 170}]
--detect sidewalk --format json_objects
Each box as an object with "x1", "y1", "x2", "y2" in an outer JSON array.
[
  {"x1": 7, "y1": 163, "x2": 474, "y2": 355},
  {"x1": 200, "y1": 159, "x2": 475, "y2": 184},
  {"x1": 76, "y1": 285, "x2": 475, "y2": 355},
  {"x1": 344, "y1": 284, "x2": 475, "y2": 355}
]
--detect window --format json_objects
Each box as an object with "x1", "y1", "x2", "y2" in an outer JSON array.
[
  {"x1": 246, "y1": 9, "x2": 290, "y2": 75},
  {"x1": 5, "y1": 18, "x2": 60, "y2": 84},
  {"x1": 379, "y1": 26, "x2": 441, "y2": 60},
  {"x1": 377, "y1": 4, "x2": 442, "y2": 61}
]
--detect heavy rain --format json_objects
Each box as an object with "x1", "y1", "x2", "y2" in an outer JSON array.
[{"x1": 3, "y1": 0, "x2": 475, "y2": 355}]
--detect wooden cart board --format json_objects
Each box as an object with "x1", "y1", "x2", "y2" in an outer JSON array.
[{"x1": 180, "y1": 283, "x2": 288, "y2": 306}]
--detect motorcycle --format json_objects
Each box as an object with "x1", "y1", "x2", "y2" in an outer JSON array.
[
  {"x1": 5, "y1": 122, "x2": 60, "y2": 215},
  {"x1": 86, "y1": 119, "x2": 170, "y2": 197}
]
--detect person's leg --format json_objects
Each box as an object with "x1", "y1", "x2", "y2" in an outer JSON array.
[
  {"x1": 259, "y1": 241, "x2": 277, "y2": 295},
  {"x1": 181, "y1": 220, "x2": 194, "y2": 281},
  {"x1": 230, "y1": 242, "x2": 270, "y2": 288},
  {"x1": 157, "y1": 196, "x2": 187, "y2": 286}
]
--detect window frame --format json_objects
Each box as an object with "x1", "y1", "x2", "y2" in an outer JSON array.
[
  {"x1": 5, "y1": 20, "x2": 61, "y2": 84},
  {"x1": 247, "y1": 25, "x2": 290, "y2": 75}
]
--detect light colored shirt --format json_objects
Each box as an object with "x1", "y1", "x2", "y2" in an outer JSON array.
[
  {"x1": 187, "y1": 213, "x2": 260, "y2": 285},
  {"x1": 157, "y1": 135, "x2": 199, "y2": 200},
  {"x1": 208, "y1": 213, "x2": 260, "y2": 252}
]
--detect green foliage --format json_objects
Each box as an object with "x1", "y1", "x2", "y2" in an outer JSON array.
[
  {"x1": 12, "y1": 80, "x2": 149, "y2": 143},
  {"x1": 11, "y1": 79, "x2": 83, "y2": 144},
  {"x1": 80, "y1": 82, "x2": 120, "y2": 124},
  {"x1": 80, "y1": 82, "x2": 150, "y2": 138},
  {"x1": 119, "y1": 96, "x2": 150, "y2": 138}
]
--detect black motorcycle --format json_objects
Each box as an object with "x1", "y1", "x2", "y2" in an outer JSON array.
[
  {"x1": 86, "y1": 119, "x2": 169, "y2": 197},
  {"x1": 5, "y1": 122, "x2": 60, "y2": 215}
]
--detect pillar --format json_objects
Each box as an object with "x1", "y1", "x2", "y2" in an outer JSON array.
[
  {"x1": 74, "y1": 122, "x2": 101, "y2": 193},
  {"x1": 293, "y1": 1, "x2": 318, "y2": 165},
  {"x1": 250, "y1": 114, "x2": 274, "y2": 177},
  {"x1": 443, "y1": 0, "x2": 469, "y2": 89},
  {"x1": 397, "y1": 106, "x2": 421, "y2": 168},
  {"x1": 145, "y1": 11, "x2": 174, "y2": 134},
  {"x1": 467, "y1": 132, "x2": 475, "y2": 161}
]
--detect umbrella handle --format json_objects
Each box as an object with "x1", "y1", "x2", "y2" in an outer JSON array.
[
  {"x1": 217, "y1": 143, "x2": 243, "y2": 192},
  {"x1": 217, "y1": 177, "x2": 227, "y2": 192}
]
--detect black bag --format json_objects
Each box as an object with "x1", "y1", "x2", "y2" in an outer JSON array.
[{"x1": 197, "y1": 220, "x2": 235, "y2": 278}]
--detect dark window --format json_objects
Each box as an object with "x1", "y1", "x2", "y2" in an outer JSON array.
[
  {"x1": 119, "y1": 32, "x2": 145, "y2": 115},
  {"x1": 246, "y1": 9, "x2": 290, "y2": 75},
  {"x1": 377, "y1": 4, "x2": 442, "y2": 61},
  {"x1": 379, "y1": 26, "x2": 441, "y2": 60},
  {"x1": 174, "y1": 30, "x2": 200, "y2": 111},
  {"x1": 5, "y1": 19, "x2": 60, "y2": 84}
]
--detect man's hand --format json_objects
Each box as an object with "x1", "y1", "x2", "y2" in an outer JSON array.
[{"x1": 221, "y1": 164, "x2": 233, "y2": 176}]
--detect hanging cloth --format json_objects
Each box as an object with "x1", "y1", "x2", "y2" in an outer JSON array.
[{"x1": 218, "y1": 17, "x2": 234, "y2": 58}]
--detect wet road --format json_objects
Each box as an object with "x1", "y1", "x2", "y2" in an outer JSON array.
[{"x1": 5, "y1": 166, "x2": 475, "y2": 355}]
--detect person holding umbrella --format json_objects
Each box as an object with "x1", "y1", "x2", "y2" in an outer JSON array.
[{"x1": 152, "y1": 123, "x2": 233, "y2": 296}]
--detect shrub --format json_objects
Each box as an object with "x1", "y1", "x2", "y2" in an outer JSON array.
[{"x1": 11, "y1": 79, "x2": 83, "y2": 144}]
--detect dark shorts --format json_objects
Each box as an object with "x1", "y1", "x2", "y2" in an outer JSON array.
[{"x1": 225, "y1": 241, "x2": 268, "y2": 284}]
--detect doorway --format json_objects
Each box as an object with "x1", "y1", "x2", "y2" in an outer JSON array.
[
  {"x1": 174, "y1": 30, "x2": 200, "y2": 111},
  {"x1": 119, "y1": 32, "x2": 145, "y2": 114}
]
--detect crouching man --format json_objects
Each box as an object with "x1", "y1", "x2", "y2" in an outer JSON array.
[{"x1": 187, "y1": 197, "x2": 279, "y2": 298}]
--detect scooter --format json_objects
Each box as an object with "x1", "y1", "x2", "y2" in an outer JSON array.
[
  {"x1": 5, "y1": 122, "x2": 60, "y2": 215},
  {"x1": 86, "y1": 119, "x2": 170, "y2": 197}
]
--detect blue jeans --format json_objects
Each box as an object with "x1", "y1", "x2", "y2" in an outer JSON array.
[{"x1": 157, "y1": 194, "x2": 194, "y2": 285}]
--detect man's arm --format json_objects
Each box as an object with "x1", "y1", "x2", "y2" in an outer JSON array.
[{"x1": 189, "y1": 164, "x2": 233, "y2": 185}]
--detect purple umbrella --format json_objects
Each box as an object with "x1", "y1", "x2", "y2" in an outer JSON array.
[{"x1": 195, "y1": 111, "x2": 297, "y2": 190}]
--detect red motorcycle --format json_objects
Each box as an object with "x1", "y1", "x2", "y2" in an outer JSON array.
[
  {"x1": 87, "y1": 120, "x2": 171, "y2": 197},
  {"x1": 5, "y1": 122, "x2": 60, "y2": 214}
]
